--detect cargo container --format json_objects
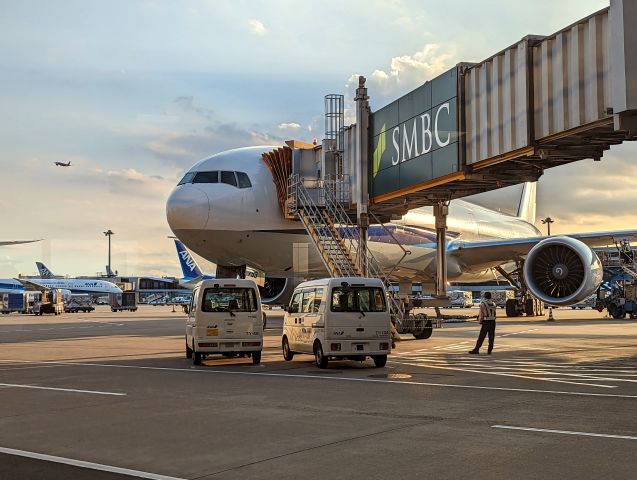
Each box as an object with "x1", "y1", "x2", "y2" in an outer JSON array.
[
  {"x1": 64, "y1": 294, "x2": 95, "y2": 313},
  {"x1": 448, "y1": 290, "x2": 473, "y2": 308},
  {"x1": 109, "y1": 291, "x2": 138, "y2": 312},
  {"x1": 1, "y1": 293, "x2": 26, "y2": 314}
]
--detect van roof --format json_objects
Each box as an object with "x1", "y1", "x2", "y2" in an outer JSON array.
[
  {"x1": 295, "y1": 277, "x2": 385, "y2": 289},
  {"x1": 196, "y1": 278, "x2": 258, "y2": 289}
]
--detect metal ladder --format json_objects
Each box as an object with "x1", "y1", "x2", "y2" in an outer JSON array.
[{"x1": 287, "y1": 174, "x2": 406, "y2": 325}]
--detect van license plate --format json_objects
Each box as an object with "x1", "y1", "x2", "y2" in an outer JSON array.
[{"x1": 206, "y1": 328, "x2": 219, "y2": 337}]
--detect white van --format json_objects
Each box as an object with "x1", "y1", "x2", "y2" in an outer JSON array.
[
  {"x1": 282, "y1": 277, "x2": 391, "y2": 369},
  {"x1": 186, "y1": 279, "x2": 263, "y2": 365}
]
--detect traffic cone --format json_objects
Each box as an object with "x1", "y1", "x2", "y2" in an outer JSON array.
[{"x1": 547, "y1": 306, "x2": 555, "y2": 322}]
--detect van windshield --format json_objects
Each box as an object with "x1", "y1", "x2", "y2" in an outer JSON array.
[
  {"x1": 202, "y1": 287, "x2": 258, "y2": 312},
  {"x1": 330, "y1": 287, "x2": 386, "y2": 313}
]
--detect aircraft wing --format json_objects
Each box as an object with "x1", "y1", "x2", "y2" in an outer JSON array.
[
  {"x1": 449, "y1": 229, "x2": 637, "y2": 269},
  {"x1": 0, "y1": 239, "x2": 42, "y2": 246},
  {"x1": 15, "y1": 278, "x2": 48, "y2": 291}
]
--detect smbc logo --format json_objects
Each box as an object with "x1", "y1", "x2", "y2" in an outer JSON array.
[{"x1": 373, "y1": 102, "x2": 452, "y2": 177}]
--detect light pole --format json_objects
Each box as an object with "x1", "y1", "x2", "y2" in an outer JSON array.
[
  {"x1": 541, "y1": 217, "x2": 554, "y2": 236},
  {"x1": 103, "y1": 230, "x2": 114, "y2": 276}
]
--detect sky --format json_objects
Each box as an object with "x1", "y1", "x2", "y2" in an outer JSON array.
[{"x1": 1, "y1": 0, "x2": 633, "y2": 278}]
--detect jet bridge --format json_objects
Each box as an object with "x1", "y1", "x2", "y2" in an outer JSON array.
[{"x1": 263, "y1": 0, "x2": 637, "y2": 333}]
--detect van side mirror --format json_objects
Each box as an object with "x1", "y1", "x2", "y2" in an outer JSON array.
[{"x1": 282, "y1": 305, "x2": 288, "y2": 312}]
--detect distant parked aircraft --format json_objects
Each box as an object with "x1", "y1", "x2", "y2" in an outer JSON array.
[{"x1": 54, "y1": 161, "x2": 71, "y2": 167}]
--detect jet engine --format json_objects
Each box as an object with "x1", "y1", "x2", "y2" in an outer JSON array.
[
  {"x1": 523, "y1": 236, "x2": 602, "y2": 307},
  {"x1": 259, "y1": 277, "x2": 300, "y2": 306}
]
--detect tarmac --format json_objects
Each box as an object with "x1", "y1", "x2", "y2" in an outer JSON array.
[{"x1": 0, "y1": 305, "x2": 636, "y2": 479}]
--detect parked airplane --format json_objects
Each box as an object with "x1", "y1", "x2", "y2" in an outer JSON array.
[
  {"x1": 23, "y1": 262, "x2": 122, "y2": 294},
  {"x1": 36, "y1": 261, "x2": 54, "y2": 278},
  {"x1": 166, "y1": 146, "x2": 637, "y2": 308},
  {"x1": 54, "y1": 161, "x2": 71, "y2": 167},
  {"x1": 174, "y1": 238, "x2": 214, "y2": 287}
]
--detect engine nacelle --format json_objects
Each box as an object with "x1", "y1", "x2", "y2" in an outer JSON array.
[
  {"x1": 259, "y1": 277, "x2": 301, "y2": 305},
  {"x1": 523, "y1": 236, "x2": 602, "y2": 307}
]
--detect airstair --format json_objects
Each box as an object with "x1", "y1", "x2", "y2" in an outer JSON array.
[{"x1": 287, "y1": 174, "x2": 418, "y2": 331}]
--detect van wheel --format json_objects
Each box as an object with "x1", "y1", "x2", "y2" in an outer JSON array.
[
  {"x1": 252, "y1": 351, "x2": 261, "y2": 365},
  {"x1": 314, "y1": 342, "x2": 328, "y2": 369},
  {"x1": 282, "y1": 336, "x2": 294, "y2": 361},
  {"x1": 262, "y1": 312, "x2": 267, "y2": 329},
  {"x1": 193, "y1": 343, "x2": 202, "y2": 366},
  {"x1": 186, "y1": 341, "x2": 192, "y2": 359},
  {"x1": 372, "y1": 355, "x2": 387, "y2": 368}
]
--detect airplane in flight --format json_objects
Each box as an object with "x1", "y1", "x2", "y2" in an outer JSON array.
[
  {"x1": 54, "y1": 161, "x2": 72, "y2": 167},
  {"x1": 0, "y1": 239, "x2": 42, "y2": 246},
  {"x1": 166, "y1": 146, "x2": 637, "y2": 309}
]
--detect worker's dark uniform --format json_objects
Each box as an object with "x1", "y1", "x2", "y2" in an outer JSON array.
[{"x1": 472, "y1": 300, "x2": 497, "y2": 354}]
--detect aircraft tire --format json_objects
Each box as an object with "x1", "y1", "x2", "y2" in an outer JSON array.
[{"x1": 505, "y1": 299, "x2": 519, "y2": 317}]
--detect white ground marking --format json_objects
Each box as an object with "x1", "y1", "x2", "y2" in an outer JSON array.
[
  {"x1": 0, "y1": 383, "x2": 125, "y2": 396},
  {"x1": 499, "y1": 328, "x2": 539, "y2": 337},
  {"x1": 389, "y1": 359, "x2": 617, "y2": 388},
  {"x1": 0, "y1": 447, "x2": 185, "y2": 480},
  {"x1": 492, "y1": 425, "x2": 637, "y2": 440},
  {"x1": 0, "y1": 359, "x2": 635, "y2": 398}
]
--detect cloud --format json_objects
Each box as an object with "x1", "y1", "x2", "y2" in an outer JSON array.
[
  {"x1": 348, "y1": 43, "x2": 453, "y2": 100},
  {"x1": 247, "y1": 19, "x2": 267, "y2": 36},
  {"x1": 278, "y1": 122, "x2": 301, "y2": 131},
  {"x1": 145, "y1": 122, "x2": 283, "y2": 166}
]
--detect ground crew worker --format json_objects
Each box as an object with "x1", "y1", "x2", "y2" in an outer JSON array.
[{"x1": 469, "y1": 291, "x2": 497, "y2": 355}]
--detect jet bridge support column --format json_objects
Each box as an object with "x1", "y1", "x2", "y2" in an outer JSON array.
[
  {"x1": 355, "y1": 76, "x2": 370, "y2": 276},
  {"x1": 434, "y1": 202, "x2": 449, "y2": 298}
]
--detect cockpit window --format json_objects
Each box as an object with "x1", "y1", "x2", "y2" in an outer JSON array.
[
  {"x1": 193, "y1": 171, "x2": 219, "y2": 183},
  {"x1": 220, "y1": 171, "x2": 237, "y2": 187},
  {"x1": 236, "y1": 171, "x2": 252, "y2": 188},
  {"x1": 177, "y1": 172, "x2": 195, "y2": 185},
  {"x1": 178, "y1": 170, "x2": 251, "y2": 189}
]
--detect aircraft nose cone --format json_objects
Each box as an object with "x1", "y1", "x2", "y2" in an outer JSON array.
[{"x1": 166, "y1": 184, "x2": 210, "y2": 231}]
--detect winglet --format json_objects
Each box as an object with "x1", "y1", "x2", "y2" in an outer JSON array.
[
  {"x1": 517, "y1": 182, "x2": 537, "y2": 225},
  {"x1": 174, "y1": 239, "x2": 203, "y2": 279},
  {"x1": 35, "y1": 261, "x2": 54, "y2": 278}
]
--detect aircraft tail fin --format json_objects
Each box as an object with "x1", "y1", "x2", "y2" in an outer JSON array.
[
  {"x1": 36, "y1": 261, "x2": 54, "y2": 278},
  {"x1": 175, "y1": 239, "x2": 203, "y2": 279},
  {"x1": 517, "y1": 181, "x2": 537, "y2": 225}
]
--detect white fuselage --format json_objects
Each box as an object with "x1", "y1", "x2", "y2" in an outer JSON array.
[
  {"x1": 166, "y1": 146, "x2": 542, "y2": 283},
  {"x1": 0, "y1": 278, "x2": 122, "y2": 295}
]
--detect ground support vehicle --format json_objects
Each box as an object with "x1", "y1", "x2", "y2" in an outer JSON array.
[
  {"x1": 186, "y1": 279, "x2": 263, "y2": 365},
  {"x1": 0, "y1": 293, "x2": 26, "y2": 314},
  {"x1": 35, "y1": 289, "x2": 64, "y2": 315},
  {"x1": 109, "y1": 291, "x2": 138, "y2": 312},
  {"x1": 595, "y1": 248, "x2": 637, "y2": 319},
  {"x1": 64, "y1": 294, "x2": 95, "y2": 313},
  {"x1": 282, "y1": 278, "x2": 392, "y2": 369}
]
